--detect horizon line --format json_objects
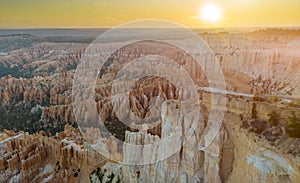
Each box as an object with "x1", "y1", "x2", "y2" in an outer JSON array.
[{"x1": 0, "y1": 25, "x2": 300, "y2": 30}]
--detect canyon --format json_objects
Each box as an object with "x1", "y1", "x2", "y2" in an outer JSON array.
[{"x1": 0, "y1": 28, "x2": 300, "y2": 182}]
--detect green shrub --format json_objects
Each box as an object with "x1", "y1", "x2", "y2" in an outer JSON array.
[
  {"x1": 268, "y1": 111, "x2": 279, "y2": 126},
  {"x1": 0, "y1": 64, "x2": 34, "y2": 78},
  {"x1": 286, "y1": 111, "x2": 300, "y2": 138},
  {"x1": 0, "y1": 103, "x2": 42, "y2": 133},
  {"x1": 253, "y1": 96, "x2": 265, "y2": 102},
  {"x1": 273, "y1": 96, "x2": 281, "y2": 102},
  {"x1": 288, "y1": 102, "x2": 300, "y2": 108},
  {"x1": 251, "y1": 103, "x2": 257, "y2": 119}
]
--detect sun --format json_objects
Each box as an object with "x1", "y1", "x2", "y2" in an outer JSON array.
[{"x1": 200, "y1": 3, "x2": 222, "y2": 23}]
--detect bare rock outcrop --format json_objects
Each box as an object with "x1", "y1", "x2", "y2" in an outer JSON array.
[{"x1": 0, "y1": 125, "x2": 106, "y2": 183}]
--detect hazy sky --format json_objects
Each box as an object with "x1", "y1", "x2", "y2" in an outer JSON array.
[{"x1": 0, "y1": 0, "x2": 300, "y2": 28}]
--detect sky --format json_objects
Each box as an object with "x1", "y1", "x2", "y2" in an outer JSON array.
[{"x1": 0, "y1": 0, "x2": 300, "y2": 28}]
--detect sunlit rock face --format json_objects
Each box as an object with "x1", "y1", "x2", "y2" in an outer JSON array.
[
  {"x1": 200, "y1": 29, "x2": 300, "y2": 96},
  {"x1": 0, "y1": 125, "x2": 106, "y2": 183},
  {"x1": 121, "y1": 100, "x2": 203, "y2": 182},
  {"x1": 0, "y1": 97, "x2": 300, "y2": 183},
  {"x1": 226, "y1": 127, "x2": 300, "y2": 183},
  {"x1": 84, "y1": 93, "x2": 300, "y2": 183}
]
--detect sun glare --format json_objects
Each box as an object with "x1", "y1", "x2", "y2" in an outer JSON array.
[{"x1": 200, "y1": 3, "x2": 222, "y2": 23}]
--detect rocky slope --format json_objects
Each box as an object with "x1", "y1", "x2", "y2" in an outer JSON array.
[
  {"x1": 1, "y1": 29, "x2": 300, "y2": 135},
  {"x1": 1, "y1": 91, "x2": 300, "y2": 182},
  {"x1": 0, "y1": 125, "x2": 105, "y2": 183},
  {"x1": 200, "y1": 29, "x2": 300, "y2": 96},
  {"x1": 0, "y1": 29, "x2": 300, "y2": 182}
]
